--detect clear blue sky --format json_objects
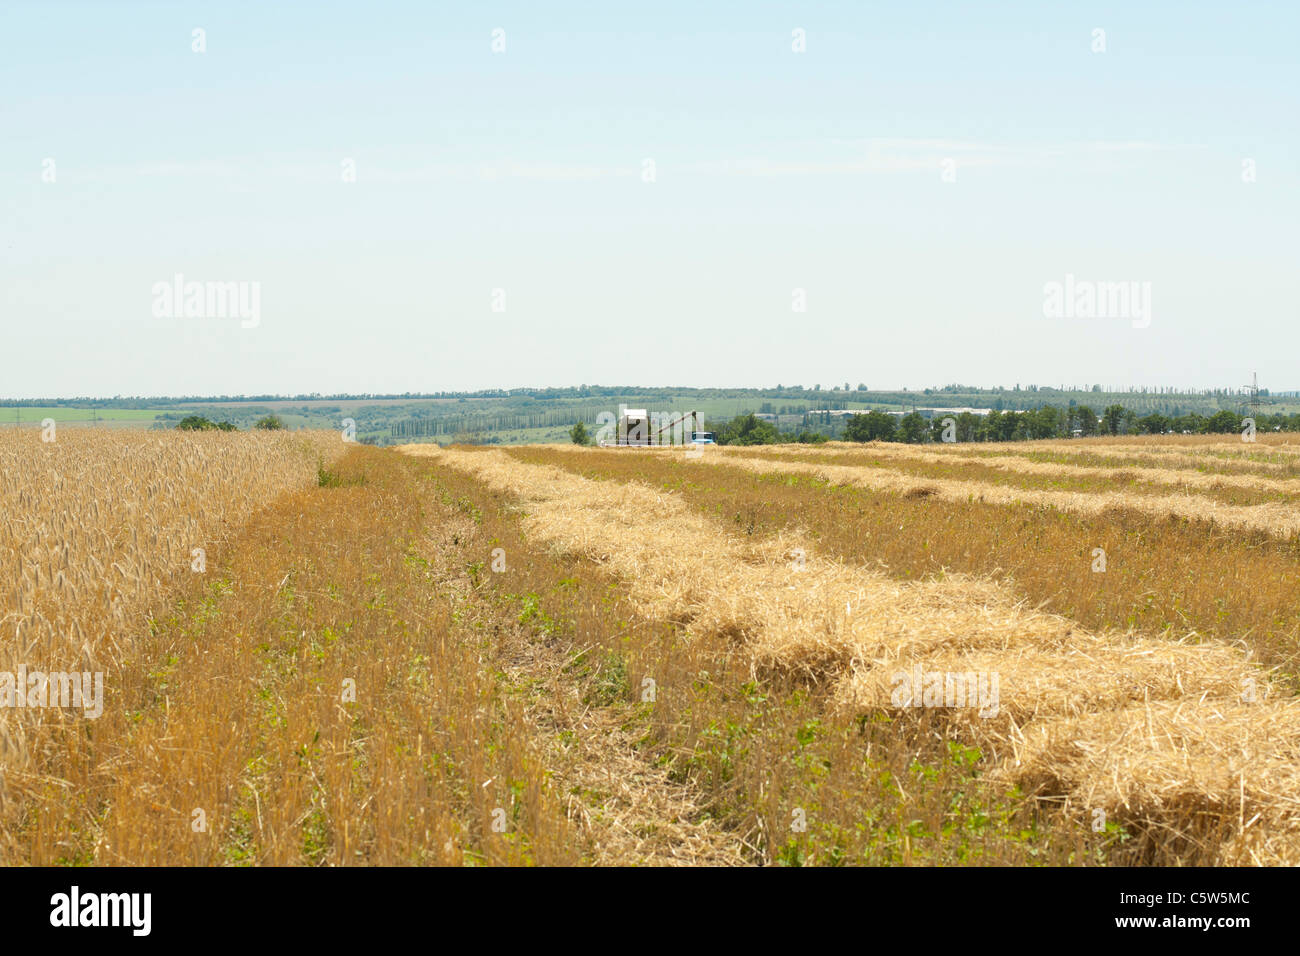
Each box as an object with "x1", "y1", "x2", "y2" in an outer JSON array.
[{"x1": 2, "y1": 0, "x2": 1296, "y2": 397}]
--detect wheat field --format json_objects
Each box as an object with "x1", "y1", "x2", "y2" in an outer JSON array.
[
  {"x1": 6, "y1": 430, "x2": 1300, "y2": 865},
  {"x1": 0, "y1": 428, "x2": 342, "y2": 859}
]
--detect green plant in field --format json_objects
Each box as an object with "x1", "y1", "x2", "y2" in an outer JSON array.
[
  {"x1": 585, "y1": 650, "x2": 629, "y2": 706},
  {"x1": 301, "y1": 807, "x2": 330, "y2": 864}
]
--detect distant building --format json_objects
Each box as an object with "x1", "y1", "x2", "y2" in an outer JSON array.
[
  {"x1": 809, "y1": 407, "x2": 993, "y2": 419},
  {"x1": 914, "y1": 407, "x2": 993, "y2": 419}
]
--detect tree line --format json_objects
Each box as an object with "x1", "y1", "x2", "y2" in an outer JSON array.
[{"x1": 682, "y1": 405, "x2": 1289, "y2": 446}]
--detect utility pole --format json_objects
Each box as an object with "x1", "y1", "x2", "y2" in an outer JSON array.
[{"x1": 1242, "y1": 372, "x2": 1262, "y2": 419}]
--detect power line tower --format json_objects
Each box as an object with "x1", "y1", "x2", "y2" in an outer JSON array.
[{"x1": 1242, "y1": 371, "x2": 1263, "y2": 421}]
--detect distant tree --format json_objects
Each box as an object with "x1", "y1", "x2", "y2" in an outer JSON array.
[
  {"x1": 176, "y1": 415, "x2": 216, "y2": 431},
  {"x1": 1076, "y1": 405, "x2": 1099, "y2": 436},
  {"x1": 1027, "y1": 406, "x2": 1063, "y2": 440},
  {"x1": 715, "y1": 413, "x2": 779, "y2": 446},
  {"x1": 1101, "y1": 404, "x2": 1126, "y2": 436},
  {"x1": 1137, "y1": 412, "x2": 1170, "y2": 434},
  {"x1": 255, "y1": 415, "x2": 286, "y2": 430},
  {"x1": 569, "y1": 421, "x2": 590, "y2": 445},
  {"x1": 985, "y1": 409, "x2": 1020, "y2": 442},
  {"x1": 1204, "y1": 410, "x2": 1240, "y2": 434},
  {"x1": 897, "y1": 412, "x2": 928, "y2": 444},
  {"x1": 1011, "y1": 412, "x2": 1034, "y2": 441},
  {"x1": 844, "y1": 410, "x2": 897, "y2": 442}
]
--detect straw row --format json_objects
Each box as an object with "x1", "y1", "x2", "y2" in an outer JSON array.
[{"x1": 408, "y1": 444, "x2": 1300, "y2": 862}]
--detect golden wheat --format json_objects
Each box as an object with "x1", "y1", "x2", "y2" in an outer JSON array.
[{"x1": 0, "y1": 427, "x2": 342, "y2": 843}]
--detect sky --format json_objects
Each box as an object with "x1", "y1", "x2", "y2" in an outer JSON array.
[{"x1": 1, "y1": 0, "x2": 1297, "y2": 398}]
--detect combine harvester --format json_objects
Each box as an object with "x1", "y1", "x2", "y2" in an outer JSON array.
[{"x1": 603, "y1": 407, "x2": 714, "y2": 447}]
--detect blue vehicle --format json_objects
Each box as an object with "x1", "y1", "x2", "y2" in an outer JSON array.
[{"x1": 690, "y1": 431, "x2": 716, "y2": 445}]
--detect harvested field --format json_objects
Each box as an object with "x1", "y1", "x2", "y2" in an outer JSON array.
[
  {"x1": 738, "y1": 442, "x2": 1300, "y2": 503},
  {"x1": 776, "y1": 437, "x2": 1300, "y2": 478},
  {"x1": 709, "y1": 446, "x2": 1300, "y2": 537},
  {"x1": 505, "y1": 445, "x2": 1300, "y2": 673},
  {"x1": 402, "y1": 442, "x2": 1300, "y2": 865}
]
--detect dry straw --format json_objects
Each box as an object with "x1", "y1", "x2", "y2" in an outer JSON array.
[
  {"x1": 1002, "y1": 697, "x2": 1300, "y2": 864},
  {"x1": 748, "y1": 441, "x2": 1300, "y2": 497},
  {"x1": 711, "y1": 447, "x2": 1300, "y2": 538},
  {"x1": 779, "y1": 437, "x2": 1300, "y2": 475},
  {"x1": 407, "y1": 444, "x2": 1300, "y2": 862}
]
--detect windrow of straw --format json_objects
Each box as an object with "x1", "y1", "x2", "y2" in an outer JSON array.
[
  {"x1": 1016, "y1": 439, "x2": 1300, "y2": 469},
  {"x1": 1029, "y1": 434, "x2": 1300, "y2": 452},
  {"x1": 408, "y1": 445, "x2": 1300, "y2": 861},
  {"x1": 836, "y1": 641, "x2": 1256, "y2": 731},
  {"x1": 1020, "y1": 446, "x2": 1298, "y2": 476},
  {"x1": 410, "y1": 448, "x2": 1093, "y2": 678},
  {"x1": 776, "y1": 437, "x2": 1300, "y2": 475},
  {"x1": 738, "y1": 441, "x2": 1300, "y2": 498},
  {"x1": 1001, "y1": 697, "x2": 1300, "y2": 865},
  {"x1": 706, "y1": 446, "x2": 1300, "y2": 538}
]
